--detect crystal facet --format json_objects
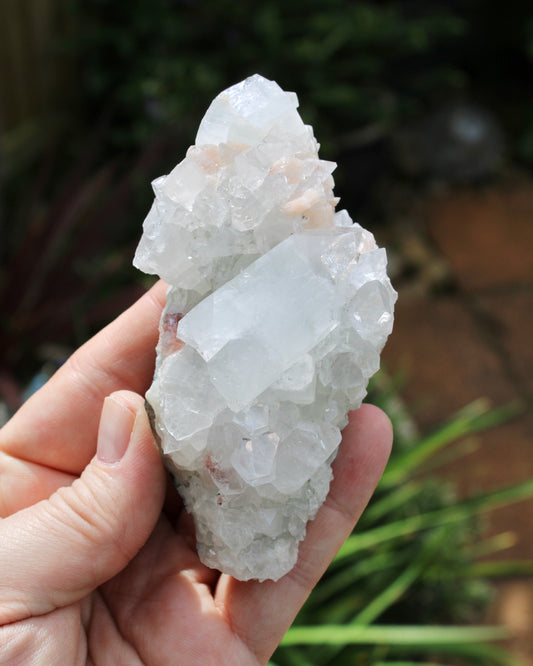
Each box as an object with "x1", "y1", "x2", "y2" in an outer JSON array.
[{"x1": 134, "y1": 75, "x2": 397, "y2": 581}]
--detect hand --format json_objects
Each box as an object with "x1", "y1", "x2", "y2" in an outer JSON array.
[{"x1": 0, "y1": 281, "x2": 392, "y2": 665}]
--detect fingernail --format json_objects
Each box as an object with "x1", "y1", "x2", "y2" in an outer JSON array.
[{"x1": 97, "y1": 396, "x2": 136, "y2": 463}]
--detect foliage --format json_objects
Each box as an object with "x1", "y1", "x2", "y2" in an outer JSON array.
[
  {"x1": 1, "y1": 0, "x2": 469, "y2": 400},
  {"x1": 5, "y1": 0, "x2": 533, "y2": 393},
  {"x1": 69, "y1": 0, "x2": 467, "y2": 156},
  {"x1": 0, "y1": 127, "x2": 173, "y2": 403},
  {"x1": 270, "y1": 392, "x2": 532, "y2": 665},
  {"x1": 517, "y1": 18, "x2": 533, "y2": 166}
]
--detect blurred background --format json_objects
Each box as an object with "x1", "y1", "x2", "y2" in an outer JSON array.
[{"x1": 1, "y1": 1, "x2": 532, "y2": 664}]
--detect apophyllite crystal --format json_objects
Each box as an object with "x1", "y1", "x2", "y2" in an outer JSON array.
[{"x1": 134, "y1": 74, "x2": 397, "y2": 581}]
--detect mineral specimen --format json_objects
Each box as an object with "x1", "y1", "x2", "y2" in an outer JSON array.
[{"x1": 134, "y1": 74, "x2": 397, "y2": 581}]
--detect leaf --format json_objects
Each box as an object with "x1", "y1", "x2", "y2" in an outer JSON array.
[
  {"x1": 382, "y1": 400, "x2": 521, "y2": 487},
  {"x1": 281, "y1": 624, "x2": 509, "y2": 646},
  {"x1": 334, "y1": 478, "x2": 533, "y2": 563}
]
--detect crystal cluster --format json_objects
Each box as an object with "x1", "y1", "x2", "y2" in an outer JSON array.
[{"x1": 134, "y1": 75, "x2": 396, "y2": 581}]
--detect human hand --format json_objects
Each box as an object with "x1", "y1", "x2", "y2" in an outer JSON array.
[{"x1": 0, "y1": 281, "x2": 392, "y2": 665}]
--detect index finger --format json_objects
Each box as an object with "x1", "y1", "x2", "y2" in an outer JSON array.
[{"x1": 0, "y1": 281, "x2": 167, "y2": 474}]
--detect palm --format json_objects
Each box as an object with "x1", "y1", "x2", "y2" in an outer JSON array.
[
  {"x1": 72, "y1": 520, "x2": 258, "y2": 665},
  {"x1": 98, "y1": 519, "x2": 257, "y2": 664},
  {"x1": 0, "y1": 282, "x2": 392, "y2": 665}
]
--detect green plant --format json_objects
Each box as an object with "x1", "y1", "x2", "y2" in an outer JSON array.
[
  {"x1": 69, "y1": 0, "x2": 467, "y2": 156},
  {"x1": 0, "y1": 128, "x2": 172, "y2": 405},
  {"x1": 270, "y1": 390, "x2": 532, "y2": 665}
]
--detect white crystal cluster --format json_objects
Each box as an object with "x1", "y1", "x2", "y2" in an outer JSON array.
[{"x1": 134, "y1": 75, "x2": 396, "y2": 581}]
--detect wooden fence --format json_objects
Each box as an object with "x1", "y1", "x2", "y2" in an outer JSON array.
[{"x1": 0, "y1": 0, "x2": 74, "y2": 176}]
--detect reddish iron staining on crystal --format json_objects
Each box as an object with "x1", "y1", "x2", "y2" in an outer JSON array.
[
  {"x1": 160, "y1": 312, "x2": 185, "y2": 358},
  {"x1": 205, "y1": 452, "x2": 229, "y2": 488}
]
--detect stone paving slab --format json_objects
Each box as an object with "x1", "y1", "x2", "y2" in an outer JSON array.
[
  {"x1": 488, "y1": 580, "x2": 533, "y2": 666},
  {"x1": 476, "y1": 289, "x2": 533, "y2": 401},
  {"x1": 383, "y1": 292, "x2": 533, "y2": 664},
  {"x1": 383, "y1": 295, "x2": 533, "y2": 554},
  {"x1": 383, "y1": 297, "x2": 517, "y2": 426},
  {"x1": 425, "y1": 180, "x2": 533, "y2": 290},
  {"x1": 383, "y1": 177, "x2": 533, "y2": 664}
]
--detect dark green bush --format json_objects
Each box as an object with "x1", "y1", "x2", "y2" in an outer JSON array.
[{"x1": 70, "y1": 1, "x2": 467, "y2": 155}]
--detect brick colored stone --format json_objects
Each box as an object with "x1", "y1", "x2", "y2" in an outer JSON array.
[
  {"x1": 383, "y1": 296, "x2": 515, "y2": 428},
  {"x1": 488, "y1": 581, "x2": 533, "y2": 666},
  {"x1": 425, "y1": 181, "x2": 533, "y2": 289},
  {"x1": 383, "y1": 180, "x2": 533, "y2": 663},
  {"x1": 477, "y1": 289, "x2": 533, "y2": 401},
  {"x1": 382, "y1": 293, "x2": 533, "y2": 561}
]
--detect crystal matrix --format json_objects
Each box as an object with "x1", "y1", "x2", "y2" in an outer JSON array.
[{"x1": 134, "y1": 75, "x2": 396, "y2": 581}]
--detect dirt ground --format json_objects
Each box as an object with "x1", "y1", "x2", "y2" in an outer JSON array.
[{"x1": 379, "y1": 172, "x2": 533, "y2": 664}]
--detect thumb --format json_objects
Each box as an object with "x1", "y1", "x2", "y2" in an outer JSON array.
[{"x1": 0, "y1": 391, "x2": 166, "y2": 624}]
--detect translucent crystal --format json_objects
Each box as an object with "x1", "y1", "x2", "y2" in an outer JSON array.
[{"x1": 135, "y1": 74, "x2": 397, "y2": 581}]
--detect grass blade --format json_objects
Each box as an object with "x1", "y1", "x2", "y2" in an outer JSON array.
[
  {"x1": 381, "y1": 400, "x2": 520, "y2": 487},
  {"x1": 305, "y1": 548, "x2": 405, "y2": 610},
  {"x1": 372, "y1": 662, "x2": 453, "y2": 666},
  {"x1": 465, "y1": 532, "x2": 517, "y2": 559},
  {"x1": 363, "y1": 481, "x2": 423, "y2": 524},
  {"x1": 281, "y1": 624, "x2": 508, "y2": 646},
  {"x1": 426, "y1": 560, "x2": 533, "y2": 580},
  {"x1": 334, "y1": 478, "x2": 533, "y2": 564},
  {"x1": 354, "y1": 527, "x2": 450, "y2": 625}
]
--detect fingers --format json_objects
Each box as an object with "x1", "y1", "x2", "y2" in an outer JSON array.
[
  {"x1": 216, "y1": 404, "x2": 393, "y2": 664},
  {"x1": 0, "y1": 281, "x2": 166, "y2": 475},
  {"x1": 0, "y1": 391, "x2": 166, "y2": 625},
  {"x1": 0, "y1": 452, "x2": 75, "y2": 517}
]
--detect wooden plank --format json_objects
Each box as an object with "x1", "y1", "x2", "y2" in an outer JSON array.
[{"x1": 0, "y1": 0, "x2": 71, "y2": 131}]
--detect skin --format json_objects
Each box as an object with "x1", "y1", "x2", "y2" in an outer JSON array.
[{"x1": 0, "y1": 281, "x2": 392, "y2": 665}]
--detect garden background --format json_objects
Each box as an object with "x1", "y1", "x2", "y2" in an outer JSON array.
[{"x1": 1, "y1": 1, "x2": 532, "y2": 664}]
